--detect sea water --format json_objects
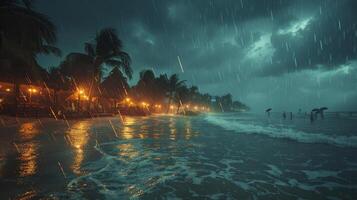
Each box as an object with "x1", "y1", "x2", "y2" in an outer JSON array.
[{"x1": 0, "y1": 113, "x2": 357, "y2": 199}]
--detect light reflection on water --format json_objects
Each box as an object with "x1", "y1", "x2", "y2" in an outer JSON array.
[
  {"x1": 18, "y1": 122, "x2": 40, "y2": 177},
  {"x1": 117, "y1": 143, "x2": 139, "y2": 161},
  {"x1": 184, "y1": 118, "x2": 192, "y2": 140},
  {"x1": 169, "y1": 117, "x2": 177, "y2": 140},
  {"x1": 66, "y1": 121, "x2": 90, "y2": 175},
  {"x1": 2, "y1": 116, "x2": 200, "y2": 199},
  {"x1": 121, "y1": 117, "x2": 135, "y2": 140},
  {"x1": 1, "y1": 115, "x2": 357, "y2": 199}
]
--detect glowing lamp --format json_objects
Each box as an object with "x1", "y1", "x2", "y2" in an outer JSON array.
[{"x1": 78, "y1": 89, "x2": 84, "y2": 94}]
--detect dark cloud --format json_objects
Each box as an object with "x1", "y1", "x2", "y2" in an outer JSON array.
[
  {"x1": 258, "y1": 0, "x2": 357, "y2": 76},
  {"x1": 35, "y1": 0, "x2": 357, "y2": 110}
]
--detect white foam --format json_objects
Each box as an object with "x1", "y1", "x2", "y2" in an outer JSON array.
[
  {"x1": 205, "y1": 115, "x2": 357, "y2": 148},
  {"x1": 302, "y1": 170, "x2": 339, "y2": 180}
]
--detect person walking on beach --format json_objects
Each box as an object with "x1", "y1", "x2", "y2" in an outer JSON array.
[{"x1": 282, "y1": 112, "x2": 286, "y2": 119}]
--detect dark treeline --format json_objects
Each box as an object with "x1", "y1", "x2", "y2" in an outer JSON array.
[
  {"x1": 0, "y1": 0, "x2": 248, "y2": 113},
  {"x1": 130, "y1": 69, "x2": 249, "y2": 112}
]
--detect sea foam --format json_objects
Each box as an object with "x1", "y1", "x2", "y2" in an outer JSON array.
[{"x1": 205, "y1": 115, "x2": 357, "y2": 148}]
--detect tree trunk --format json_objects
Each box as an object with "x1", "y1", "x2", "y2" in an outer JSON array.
[
  {"x1": 88, "y1": 59, "x2": 102, "y2": 112},
  {"x1": 176, "y1": 104, "x2": 181, "y2": 114},
  {"x1": 166, "y1": 92, "x2": 172, "y2": 113}
]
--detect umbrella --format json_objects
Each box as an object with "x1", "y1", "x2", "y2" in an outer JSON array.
[
  {"x1": 320, "y1": 107, "x2": 328, "y2": 111},
  {"x1": 266, "y1": 108, "x2": 272, "y2": 112},
  {"x1": 311, "y1": 108, "x2": 320, "y2": 113}
]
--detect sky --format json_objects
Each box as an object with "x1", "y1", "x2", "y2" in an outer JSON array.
[{"x1": 35, "y1": 0, "x2": 357, "y2": 112}]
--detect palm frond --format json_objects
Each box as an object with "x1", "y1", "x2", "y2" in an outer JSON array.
[
  {"x1": 0, "y1": 5, "x2": 58, "y2": 50},
  {"x1": 104, "y1": 51, "x2": 133, "y2": 79},
  {"x1": 40, "y1": 45, "x2": 61, "y2": 56},
  {"x1": 95, "y1": 28, "x2": 123, "y2": 57}
]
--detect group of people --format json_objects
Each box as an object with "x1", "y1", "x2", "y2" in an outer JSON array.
[{"x1": 265, "y1": 107, "x2": 328, "y2": 123}]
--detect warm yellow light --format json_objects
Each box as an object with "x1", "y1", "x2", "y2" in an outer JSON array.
[
  {"x1": 194, "y1": 106, "x2": 198, "y2": 110},
  {"x1": 125, "y1": 98, "x2": 131, "y2": 102},
  {"x1": 5, "y1": 88, "x2": 11, "y2": 92},
  {"x1": 158, "y1": 105, "x2": 162, "y2": 108},
  {"x1": 0, "y1": 98, "x2": 3, "y2": 103},
  {"x1": 170, "y1": 105, "x2": 174, "y2": 109},
  {"x1": 78, "y1": 89, "x2": 84, "y2": 94},
  {"x1": 186, "y1": 105, "x2": 190, "y2": 108}
]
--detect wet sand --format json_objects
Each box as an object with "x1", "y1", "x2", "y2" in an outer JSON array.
[{"x1": 1, "y1": 114, "x2": 357, "y2": 199}]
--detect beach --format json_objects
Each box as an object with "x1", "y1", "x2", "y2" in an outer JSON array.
[{"x1": 1, "y1": 113, "x2": 357, "y2": 199}]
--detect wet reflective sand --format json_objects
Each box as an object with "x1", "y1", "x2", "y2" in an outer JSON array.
[{"x1": 0, "y1": 114, "x2": 357, "y2": 199}]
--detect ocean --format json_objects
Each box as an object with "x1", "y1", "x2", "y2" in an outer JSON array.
[{"x1": 1, "y1": 113, "x2": 357, "y2": 199}]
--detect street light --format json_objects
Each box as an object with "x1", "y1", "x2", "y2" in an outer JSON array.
[
  {"x1": 28, "y1": 88, "x2": 38, "y2": 104},
  {"x1": 77, "y1": 88, "x2": 85, "y2": 111}
]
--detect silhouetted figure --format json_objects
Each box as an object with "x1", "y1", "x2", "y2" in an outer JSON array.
[
  {"x1": 319, "y1": 107, "x2": 328, "y2": 119},
  {"x1": 266, "y1": 108, "x2": 272, "y2": 117},
  {"x1": 290, "y1": 112, "x2": 293, "y2": 120},
  {"x1": 282, "y1": 112, "x2": 286, "y2": 119},
  {"x1": 310, "y1": 111, "x2": 314, "y2": 123},
  {"x1": 312, "y1": 108, "x2": 320, "y2": 120}
]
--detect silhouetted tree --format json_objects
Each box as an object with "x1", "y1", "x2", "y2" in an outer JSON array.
[
  {"x1": 0, "y1": 0, "x2": 61, "y2": 109},
  {"x1": 101, "y1": 67, "x2": 129, "y2": 100},
  {"x1": 166, "y1": 74, "x2": 185, "y2": 113},
  {"x1": 60, "y1": 28, "x2": 132, "y2": 109}
]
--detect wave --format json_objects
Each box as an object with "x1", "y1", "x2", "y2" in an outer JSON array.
[{"x1": 205, "y1": 115, "x2": 357, "y2": 148}]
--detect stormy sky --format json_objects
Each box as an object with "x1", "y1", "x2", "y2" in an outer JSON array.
[{"x1": 36, "y1": 0, "x2": 357, "y2": 112}]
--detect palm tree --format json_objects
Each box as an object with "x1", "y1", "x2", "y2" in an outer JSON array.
[
  {"x1": 45, "y1": 67, "x2": 70, "y2": 110},
  {"x1": 175, "y1": 85, "x2": 189, "y2": 113},
  {"x1": 188, "y1": 86, "x2": 199, "y2": 103},
  {"x1": 153, "y1": 74, "x2": 169, "y2": 104},
  {"x1": 61, "y1": 28, "x2": 132, "y2": 110},
  {"x1": 166, "y1": 74, "x2": 185, "y2": 113},
  {"x1": 0, "y1": 0, "x2": 61, "y2": 110},
  {"x1": 133, "y1": 69, "x2": 156, "y2": 103},
  {"x1": 101, "y1": 67, "x2": 129, "y2": 101},
  {"x1": 100, "y1": 67, "x2": 130, "y2": 111}
]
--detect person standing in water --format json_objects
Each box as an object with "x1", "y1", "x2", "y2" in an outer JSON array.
[
  {"x1": 310, "y1": 111, "x2": 314, "y2": 123},
  {"x1": 266, "y1": 108, "x2": 272, "y2": 117},
  {"x1": 290, "y1": 112, "x2": 293, "y2": 120}
]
